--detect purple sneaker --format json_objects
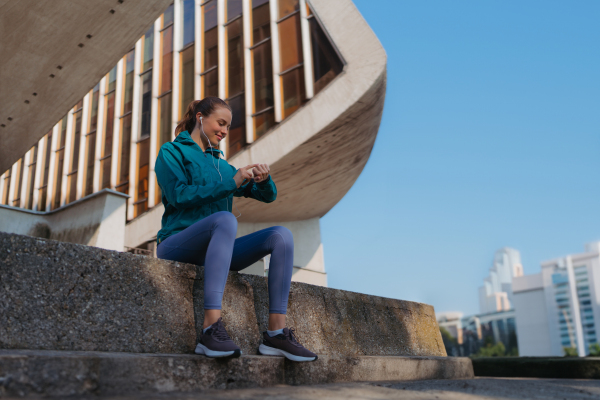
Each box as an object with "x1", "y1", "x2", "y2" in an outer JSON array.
[
  {"x1": 195, "y1": 318, "x2": 241, "y2": 358},
  {"x1": 258, "y1": 328, "x2": 318, "y2": 362}
]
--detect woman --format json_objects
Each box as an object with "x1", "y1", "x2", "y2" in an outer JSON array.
[{"x1": 155, "y1": 97, "x2": 317, "y2": 362}]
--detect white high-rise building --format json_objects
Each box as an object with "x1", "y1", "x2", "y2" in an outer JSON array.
[
  {"x1": 479, "y1": 247, "x2": 524, "y2": 314},
  {"x1": 513, "y1": 242, "x2": 600, "y2": 356}
]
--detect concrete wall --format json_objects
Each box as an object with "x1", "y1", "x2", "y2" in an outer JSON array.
[{"x1": 0, "y1": 189, "x2": 127, "y2": 251}]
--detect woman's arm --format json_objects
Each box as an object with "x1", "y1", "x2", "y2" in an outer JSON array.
[
  {"x1": 234, "y1": 176, "x2": 277, "y2": 203},
  {"x1": 156, "y1": 146, "x2": 238, "y2": 208}
]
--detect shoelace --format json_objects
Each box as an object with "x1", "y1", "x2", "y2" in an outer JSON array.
[
  {"x1": 285, "y1": 328, "x2": 302, "y2": 347},
  {"x1": 209, "y1": 318, "x2": 232, "y2": 342}
]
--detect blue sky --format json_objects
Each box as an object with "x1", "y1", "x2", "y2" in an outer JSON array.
[{"x1": 320, "y1": 0, "x2": 600, "y2": 316}]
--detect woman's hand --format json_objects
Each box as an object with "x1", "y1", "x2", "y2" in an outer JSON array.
[
  {"x1": 234, "y1": 164, "x2": 258, "y2": 187},
  {"x1": 252, "y1": 164, "x2": 270, "y2": 184}
]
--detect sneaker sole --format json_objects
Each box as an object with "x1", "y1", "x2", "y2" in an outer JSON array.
[
  {"x1": 195, "y1": 343, "x2": 241, "y2": 358},
  {"x1": 258, "y1": 344, "x2": 318, "y2": 362}
]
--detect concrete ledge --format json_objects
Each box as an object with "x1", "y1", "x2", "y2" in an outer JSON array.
[
  {"x1": 0, "y1": 350, "x2": 474, "y2": 397},
  {"x1": 1, "y1": 232, "x2": 446, "y2": 357},
  {"x1": 0, "y1": 189, "x2": 128, "y2": 251},
  {"x1": 472, "y1": 357, "x2": 600, "y2": 379}
]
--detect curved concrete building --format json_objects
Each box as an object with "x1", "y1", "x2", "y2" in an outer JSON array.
[{"x1": 0, "y1": 0, "x2": 386, "y2": 286}]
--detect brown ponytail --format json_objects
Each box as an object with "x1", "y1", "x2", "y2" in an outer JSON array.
[{"x1": 175, "y1": 97, "x2": 232, "y2": 135}]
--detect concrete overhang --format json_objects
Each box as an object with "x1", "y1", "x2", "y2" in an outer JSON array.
[
  {"x1": 0, "y1": 0, "x2": 173, "y2": 173},
  {"x1": 230, "y1": 0, "x2": 387, "y2": 222}
]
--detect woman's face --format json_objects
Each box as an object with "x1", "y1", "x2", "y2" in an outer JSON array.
[{"x1": 197, "y1": 107, "x2": 232, "y2": 148}]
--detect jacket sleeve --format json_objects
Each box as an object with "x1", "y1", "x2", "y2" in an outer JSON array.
[
  {"x1": 232, "y1": 167, "x2": 277, "y2": 203},
  {"x1": 155, "y1": 145, "x2": 238, "y2": 209}
]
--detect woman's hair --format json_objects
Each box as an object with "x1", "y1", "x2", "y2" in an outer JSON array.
[{"x1": 175, "y1": 97, "x2": 232, "y2": 135}]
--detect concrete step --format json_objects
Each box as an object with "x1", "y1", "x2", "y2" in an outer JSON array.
[
  {"x1": 1, "y1": 232, "x2": 447, "y2": 357},
  {"x1": 0, "y1": 349, "x2": 473, "y2": 397}
]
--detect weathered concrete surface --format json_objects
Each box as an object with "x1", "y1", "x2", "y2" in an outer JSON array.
[
  {"x1": 0, "y1": 232, "x2": 197, "y2": 354},
  {"x1": 472, "y1": 356, "x2": 600, "y2": 379},
  {"x1": 1, "y1": 232, "x2": 446, "y2": 357},
  {"x1": 0, "y1": 350, "x2": 473, "y2": 398}
]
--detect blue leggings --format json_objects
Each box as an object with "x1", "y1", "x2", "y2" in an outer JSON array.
[{"x1": 156, "y1": 211, "x2": 294, "y2": 314}]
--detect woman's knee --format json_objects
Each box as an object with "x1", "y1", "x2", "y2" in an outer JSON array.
[
  {"x1": 270, "y1": 226, "x2": 293, "y2": 250},
  {"x1": 212, "y1": 211, "x2": 238, "y2": 234}
]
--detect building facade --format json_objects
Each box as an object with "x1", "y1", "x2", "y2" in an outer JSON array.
[
  {"x1": 437, "y1": 247, "x2": 522, "y2": 356},
  {"x1": 0, "y1": 0, "x2": 387, "y2": 287},
  {"x1": 479, "y1": 247, "x2": 524, "y2": 314},
  {"x1": 513, "y1": 242, "x2": 600, "y2": 356}
]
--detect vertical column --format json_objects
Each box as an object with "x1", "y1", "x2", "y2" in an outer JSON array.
[
  {"x1": 172, "y1": 0, "x2": 183, "y2": 139},
  {"x1": 194, "y1": 0, "x2": 203, "y2": 99},
  {"x1": 269, "y1": 0, "x2": 282, "y2": 122},
  {"x1": 242, "y1": 0, "x2": 253, "y2": 144},
  {"x1": 299, "y1": 0, "x2": 314, "y2": 99},
  {"x1": 566, "y1": 256, "x2": 586, "y2": 356},
  {"x1": 217, "y1": 0, "x2": 227, "y2": 156},
  {"x1": 76, "y1": 93, "x2": 91, "y2": 199},
  {"x1": 110, "y1": 58, "x2": 125, "y2": 189},
  {"x1": 32, "y1": 135, "x2": 46, "y2": 211},
  {"x1": 60, "y1": 110, "x2": 75, "y2": 207},
  {"x1": 128, "y1": 38, "x2": 143, "y2": 220},
  {"x1": 45, "y1": 124, "x2": 59, "y2": 211},
  {"x1": 93, "y1": 77, "x2": 107, "y2": 193},
  {"x1": 19, "y1": 150, "x2": 32, "y2": 209},
  {"x1": 148, "y1": 19, "x2": 161, "y2": 208}
]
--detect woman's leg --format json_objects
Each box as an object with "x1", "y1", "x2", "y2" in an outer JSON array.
[
  {"x1": 230, "y1": 226, "x2": 294, "y2": 327},
  {"x1": 157, "y1": 211, "x2": 238, "y2": 327}
]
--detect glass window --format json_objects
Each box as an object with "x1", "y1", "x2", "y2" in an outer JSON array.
[
  {"x1": 227, "y1": 95, "x2": 246, "y2": 156},
  {"x1": 164, "y1": 3, "x2": 174, "y2": 26},
  {"x1": 281, "y1": 66, "x2": 305, "y2": 117},
  {"x1": 278, "y1": 14, "x2": 302, "y2": 71},
  {"x1": 309, "y1": 15, "x2": 343, "y2": 94},
  {"x1": 228, "y1": 0, "x2": 243, "y2": 21},
  {"x1": 180, "y1": 45, "x2": 195, "y2": 118},
  {"x1": 183, "y1": 0, "x2": 196, "y2": 47},
  {"x1": 227, "y1": 18, "x2": 244, "y2": 96},
  {"x1": 1, "y1": 169, "x2": 10, "y2": 205},
  {"x1": 100, "y1": 68, "x2": 116, "y2": 190},
  {"x1": 12, "y1": 158, "x2": 24, "y2": 207},
  {"x1": 157, "y1": 10, "x2": 174, "y2": 157},
  {"x1": 277, "y1": 0, "x2": 298, "y2": 19},
  {"x1": 38, "y1": 131, "x2": 52, "y2": 211},
  {"x1": 226, "y1": 16, "x2": 246, "y2": 156},
  {"x1": 83, "y1": 85, "x2": 99, "y2": 197},
  {"x1": 117, "y1": 50, "x2": 135, "y2": 195},
  {"x1": 277, "y1": 1, "x2": 304, "y2": 118},
  {"x1": 26, "y1": 144, "x2": 38, "y2": 209},
  {"x1": 142, "y1": 26, "x2": 154, "y2": 73},
  {"x1": 252, "y1": 0, "x2": 274, "y2": 138},
  {"x1": 53, "y1": 116, "x2": 68, "y2": 209},
  {"x1": 84, "y1": 130, "x2": 96, "y2": 197},
  {"x1": 67, "y1": 100, "x2": 83, "y2": 204},
  {"x1": 202, "y1": 0, "x2": 219, "y2": 97},
  {"x1": 140, "y1": 71, "x2": 153, "y2": 138},
  {"x1": 135, "y1": 138, "x2": 150, "y2": 217},
  {"x1": 253, "y1": 0, "x2": 271, "y2": 43}
]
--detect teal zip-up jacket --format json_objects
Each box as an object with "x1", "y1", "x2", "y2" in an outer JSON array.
[{"x1": 155, "y1": 130, "x2": 277, "y2": 243}]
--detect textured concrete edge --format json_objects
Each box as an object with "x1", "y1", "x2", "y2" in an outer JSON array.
[
  {"x1": 472, "y1": 357, "x2": 600, "y2": 379},
  {"x1": 0, "y1": 350, "x2": 474, "y2": 397}
]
